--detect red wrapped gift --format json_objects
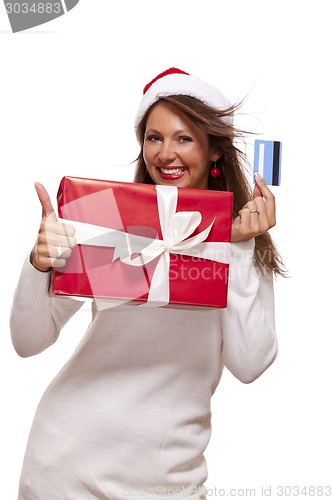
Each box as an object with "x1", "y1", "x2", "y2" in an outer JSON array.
[{"x1": 52, "y1": 176, "x2": 233, "y2": 308}]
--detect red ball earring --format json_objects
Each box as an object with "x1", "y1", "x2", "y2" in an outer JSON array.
[{"x1": 210, "y1": 162, "x2": 220, "y2": 178}]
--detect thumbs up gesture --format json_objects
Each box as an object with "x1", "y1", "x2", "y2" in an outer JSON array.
[{"x1": 30, "y1": 183, "x2": 77, "y2": 272}]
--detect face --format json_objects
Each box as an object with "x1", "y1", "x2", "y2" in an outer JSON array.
[{"x1": 143, "y1": 102, "x2": 220, "y2": 190}]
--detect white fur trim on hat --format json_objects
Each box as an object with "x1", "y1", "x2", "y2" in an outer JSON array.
[{"x1": 134, "y1": 68, "x2": 233, "y2": 133}]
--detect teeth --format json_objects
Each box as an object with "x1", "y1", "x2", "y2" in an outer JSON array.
[{"x1": 160, "y1": 167, "x2": 185, "y2": 175}]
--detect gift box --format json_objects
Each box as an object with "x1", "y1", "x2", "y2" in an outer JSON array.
[{"x1": 52, "y1": 176, "x2": 233, "y2": 308}]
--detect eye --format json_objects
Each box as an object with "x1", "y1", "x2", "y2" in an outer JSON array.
[
  {"x1": 178, "y1": 136, "x2": 193, "y2": 143},
  {"x1": 145, "y1": 135, "x2": 162, "y2": 143}
]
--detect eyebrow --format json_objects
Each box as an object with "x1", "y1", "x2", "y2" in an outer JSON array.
[
  {"x1": 145, "y1": 128, "x2": 193, "y2": 136},
  {"x1": 145, "y1": 129, "x2": 160, "y2": 135}
]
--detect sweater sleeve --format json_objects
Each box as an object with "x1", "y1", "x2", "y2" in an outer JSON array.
[
  {"x1": 10, "y1": 257, "x2": 85, "y2": 358},
  {"x1": 221, "y1": 240, "x2": 278, "y2": 384}
]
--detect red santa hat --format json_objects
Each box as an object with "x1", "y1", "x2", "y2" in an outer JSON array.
[{"x1": 134, "y1": 67, "x2": 233, "y2": 133}]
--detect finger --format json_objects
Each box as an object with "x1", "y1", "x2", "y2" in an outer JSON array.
[
  {"x1": 39, "y1": 256, "x2": 67, "y2": 268},
  {"x1": 56, "y1": 222, "x2": 76, "y2": 238},
  {"x1": 30, "y1": 246, "x2": 51, "y2": 273},
  {"x1": 253, "y1": 173, "x2": 276, "y2": 221},
  {"x1": 39, "y1": 232, "x2": 77, "y2": 250},
  {"x1": 44, "y1": 221, "x2": 76, "y2": 242},
  {"x1": 34, "y1": 243, "x2": 72, "y2": 269},
  {"x1": 242, "y1": 201, "x2": 259, "y2": 220},
  {"x1": 30, "y1": 247, "x2": 66, "y2": 272},
  {"x1": 232, "y1": 208, "x2": 257, "y2": 242},
  {"x1": 253, "y1": 192, "x2": 275, "y2": 225},
  {"x1": 254, "y1": 172, "x2": 274, "y2": 198},
  {"x1": 243, "y1": 200, "x2": 258, "y2": 212},
  {"x1": 52, "y1": 258, "x2": 67, "y2": 268},
  {"x1": 254, "y1": 197, "x2": 270, "y2": 230},
  {"x1": 244, "y1": 198, "x2": 271, "y2": 233},
  {"x1": 50, "y1": 245, "x2": 72, "y2": 260},
  {"x1": 253, "y1": 182, "x2": 262, "y2": 198},
  {"x1": 42, "y1": 219, "x2": 76, "y2": 248},
  {"x1": 238, "y1": 206, "x2": 252, "y2": 227},
  {"x1": 34, "y1": 182, "x2": 57, "y2": 221},
  {"x1": 243, "y1": 203, "x2": 262, "y2": 235}
]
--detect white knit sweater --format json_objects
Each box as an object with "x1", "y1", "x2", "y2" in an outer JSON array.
[{"x1": 10, "y1": 240, "x2": 277, "y2": 500}]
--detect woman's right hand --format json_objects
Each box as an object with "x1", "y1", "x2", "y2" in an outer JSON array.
[{"x1": 30, "y1": 182, "x2": 77, "y2": 272}]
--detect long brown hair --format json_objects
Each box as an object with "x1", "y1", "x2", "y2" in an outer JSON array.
[{"x1": 134, "y1": 95, "x2": 286, "y2": 277}]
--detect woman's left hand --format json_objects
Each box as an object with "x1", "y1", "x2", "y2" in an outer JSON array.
[{"x1": 231, "y1": 173, "x2": 276, "y2": 243}]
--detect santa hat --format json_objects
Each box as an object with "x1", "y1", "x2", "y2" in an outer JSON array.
[{"x1": 134, "y1": 67, "x2": 233, "y2": 133}]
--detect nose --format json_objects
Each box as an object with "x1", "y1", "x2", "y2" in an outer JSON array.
[{"x1": 158, "y1": 139, "x2": 177, "y2": 163}]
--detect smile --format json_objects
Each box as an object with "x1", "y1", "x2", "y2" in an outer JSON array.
[{"x1": 160, "y1": 167, "x2": 186, "y2": 175}]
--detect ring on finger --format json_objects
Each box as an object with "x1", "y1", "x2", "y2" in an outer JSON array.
[
  {"x1": 250, "y1": 208, "x2": 261, "y2": 215},
  {"x1": 57, "y1": 246, "x2": 64, "y2": 258}
]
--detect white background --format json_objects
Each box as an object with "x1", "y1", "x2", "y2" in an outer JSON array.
[{"x1": 1, "y1": 1, "x2": 332, "y2": 498}]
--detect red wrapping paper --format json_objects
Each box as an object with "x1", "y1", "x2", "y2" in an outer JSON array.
[{"x1": 52, "y1": 176, "x2": 233, "y2": 308}]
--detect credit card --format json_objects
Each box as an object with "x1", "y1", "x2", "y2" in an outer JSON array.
[{"x1": 253, "y1": 140, "x2": 282, "y2": 186}]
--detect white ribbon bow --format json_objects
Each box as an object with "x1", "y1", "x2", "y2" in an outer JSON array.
[{"x1": 59, "y1": 185, "x2": 230, "y2": 307}]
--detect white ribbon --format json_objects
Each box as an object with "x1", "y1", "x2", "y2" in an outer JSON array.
[{"x1": 59, "y1": 185, "x2": 230, "y2": 307}]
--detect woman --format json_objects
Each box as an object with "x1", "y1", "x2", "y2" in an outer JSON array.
[{"x1": 10, "y1": 67, "x2": 283, "y2": 499}]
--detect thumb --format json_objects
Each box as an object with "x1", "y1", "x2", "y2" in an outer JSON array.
[{"x1": 34, "y1": 182, "x2": 57, "y2": 221}]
